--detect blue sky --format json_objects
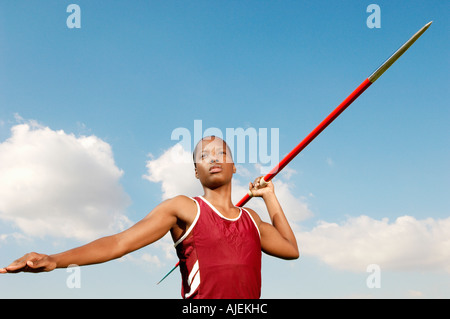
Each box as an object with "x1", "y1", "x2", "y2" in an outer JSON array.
[{"x1": 0, "y1": 1, "x2": 449, "y2": 298}]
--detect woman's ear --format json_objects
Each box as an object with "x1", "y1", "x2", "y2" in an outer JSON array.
[
  {"x1": 195, "y1": 167, "x2": 199, "y2": 179},
  {"x1": 233, "y1": 164, "x2": 236, "y2": 174}
]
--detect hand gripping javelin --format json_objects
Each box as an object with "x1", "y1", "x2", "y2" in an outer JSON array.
[{"x1": 158, "y1": 21, "x2": 433, "y2": 284}]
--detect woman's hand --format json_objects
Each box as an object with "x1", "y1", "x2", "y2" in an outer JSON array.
[
  {"x1": 0, "y1": 252, "x2": 57, "y2": 274},
  {"x1": 248, "y1": 176, "x2": 274, "y2": 198}
]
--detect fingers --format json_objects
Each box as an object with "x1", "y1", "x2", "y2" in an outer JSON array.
[
  {"x1": 1, "y1": 257, "x2": 28, "y2": 273},
  {"x1": 26, "y1": 257, "x2": 50, "y2": 272},
  {"x1": 259, "y1": 177, "x2": 268, "y2": 188},
  {"x1": 248, "y1": 176, "x2": 273, "y2": 198},
  {"x1": 1, "y1": 252, "x2": 50, "y2": 274},
  {"x1": 251, "y1": 176, "x2": 269, "y2": 189},
  {"x1": 248, "y1": 182, "x2": 254, "y2": 197}
]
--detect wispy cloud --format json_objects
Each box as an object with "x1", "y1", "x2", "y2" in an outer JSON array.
[
  {"x1": 121, "y1": 252, "x2": 164, "y2": 271},
  {"x1": 326, "y1": 157, "x2": 334, "y2": 167},
  {"x1": 298, "y1": 215, "x2": 450, "y2": 273}
]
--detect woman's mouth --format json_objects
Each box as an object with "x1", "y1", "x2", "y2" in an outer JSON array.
[{"x1": 209, "y1": 164, "x2": 222, "y2": 173}]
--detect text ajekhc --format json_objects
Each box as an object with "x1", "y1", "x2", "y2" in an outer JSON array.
[{"x1": 182, "y1": 303, "x2": 268, "y2": 316}]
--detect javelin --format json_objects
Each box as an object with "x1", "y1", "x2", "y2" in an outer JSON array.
[
  {"x1": 156, "y1": 261, "x2": 179, "y2": 285},
  {"x1": 237, "y1": 21, "x2": 433, "y2": 206},
  {"x1": 157, "y1": 21, "x2": 432, "y2": 284}
]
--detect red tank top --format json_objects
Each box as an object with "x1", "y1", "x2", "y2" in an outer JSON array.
[{"x1": 174, "y1": 196, "x2": 261, "y2": 299}]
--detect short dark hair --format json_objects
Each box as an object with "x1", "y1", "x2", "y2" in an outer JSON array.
[{"x1": 192, "y1": 135, "x2": 233, "y2": 167}]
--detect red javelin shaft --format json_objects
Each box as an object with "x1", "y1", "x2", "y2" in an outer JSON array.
[
  {"x1": 235, "y1": 78, "x2": 372, "y2": 207},
  {"x1": 236, "y1": 21, "x2": 432, "y2": 207}
]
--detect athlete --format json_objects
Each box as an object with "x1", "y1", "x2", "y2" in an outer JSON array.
[{"x1": 0, "y1": 136, "x2": 299, "y2": 299}]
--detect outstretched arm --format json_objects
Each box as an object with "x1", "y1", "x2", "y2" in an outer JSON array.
[
  {"x1": 247, "y1": 177, "x2": 299, "y2": 260},
  {"x1": 0, "y1": 195, "x2": 192, "y2": 274}
]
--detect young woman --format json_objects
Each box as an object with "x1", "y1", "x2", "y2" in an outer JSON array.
[{"x1": 1, "y1": 136, "x2": 299, "y2": 299}]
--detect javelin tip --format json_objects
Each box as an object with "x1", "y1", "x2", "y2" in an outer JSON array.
[
  {"x1": 368, "y1": 21, "x2": 432, "y2": 83},
  {"x1": 423, "y1": 21, "x2": 433, "y2": 30}
]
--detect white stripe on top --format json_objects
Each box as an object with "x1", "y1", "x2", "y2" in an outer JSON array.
[{"x1": 174, "y1": 197, "x2": 200, "y2": 248}]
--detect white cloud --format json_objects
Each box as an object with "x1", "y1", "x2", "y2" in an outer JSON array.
[
  {"x1": 0, "y1": 120, "x2": 132, "y2": 241},
  {"x1": 122, "y1": 252, "x2": 163, "y2": 269},
  {"x1": 298, "y1": 215, "x2": 450, "y2": 273},
  {"x1": 140, "y1": 253, "x2": 162, "y2": 267},
  {"x1": 143, "y1": 143, "x2": 203, "y2": 200}
]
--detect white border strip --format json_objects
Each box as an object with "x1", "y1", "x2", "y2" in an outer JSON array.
[
  {"x1": 174, "y1": 197, "x2": 200, "y2": 248},
  {"x1": 242, "y1": 208, "x2": 261, "y2": 238},
  {"x1": 199, "y1": 196, "x2": 242, "y2": 221},
  {"x1": 185, "y1": 260, "x2": 200, "y2": 298}
]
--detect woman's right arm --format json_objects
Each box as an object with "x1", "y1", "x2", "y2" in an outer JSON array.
[
  {"x1": 0, "y1": 195, "x2": 192, "y2": 274},
  {"x1": 0, "y1": 234, "x2": 123, "y2": 273}
]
